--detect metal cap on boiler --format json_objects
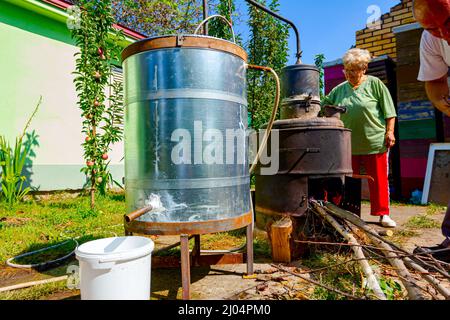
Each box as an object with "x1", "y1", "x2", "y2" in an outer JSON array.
[{"x1": 280, "y1": 64, "x2": 321, "y2": 120}]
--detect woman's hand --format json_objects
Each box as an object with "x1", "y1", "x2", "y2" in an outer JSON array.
[{"x1": 385, "y1": 131, "x2": 396, "y2": 148}]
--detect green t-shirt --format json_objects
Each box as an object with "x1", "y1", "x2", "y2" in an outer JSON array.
[{"x1": 322, "y1": 76, "x2": 397, "y2": 155}]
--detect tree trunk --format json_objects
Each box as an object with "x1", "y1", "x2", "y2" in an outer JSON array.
[
  {"x1": 90, "y1": 180, "x2": 95, "y2": 210},
  {"x1": 270, "y1": 217, "x2": 293, "y2": 263}
]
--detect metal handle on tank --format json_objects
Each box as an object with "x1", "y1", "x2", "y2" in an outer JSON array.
[{"x1": 194, "y1": 14, "x2": 237, "y2": 43}]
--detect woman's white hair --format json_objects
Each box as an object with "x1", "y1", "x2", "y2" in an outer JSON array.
[{"x1": 343, "y1": 48, "x2": 372, "y2": 70}]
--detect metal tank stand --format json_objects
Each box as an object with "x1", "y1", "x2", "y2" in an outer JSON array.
[
  {"x1": 180, "y1": 234, "x2": 191, "y2": 300},
  {"x1": 178, "y1": 222, "x2": 254, "y2": 300},
  {"x1": 124, "y1": 213, "x2": 255, "y2": 301}
]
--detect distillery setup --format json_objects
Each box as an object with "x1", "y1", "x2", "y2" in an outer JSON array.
[{"x1": 120, "y1": 0, "x2": 358, "y2": 299}]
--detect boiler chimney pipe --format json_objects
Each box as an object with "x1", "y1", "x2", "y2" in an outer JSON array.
[
  {"x1": 203, "y1": 0, "x2": 209, "y2": 35},
  {"x1": 244, "y1": 0, "x2": 302, "y2": 64}
]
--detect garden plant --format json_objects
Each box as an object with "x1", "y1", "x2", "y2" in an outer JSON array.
[
  {"x1": 0, "y1": 97, "x2": 41, "y2": 207},
  {"x1": 70, "y1": 0, "x2": 125, "y2": 208}
]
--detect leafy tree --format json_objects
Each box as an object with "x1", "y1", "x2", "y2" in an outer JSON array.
[
  {"x1": 247, "y1": 0, "x2": 289, "y2": 129},
  {"x1": 315, "y1": 54, "x2": 326, "y2": 100},
  {"x1": 111, "y1": 0, "x2": 203, "y2": 36},
  {"x1": 208, "y1": 0, "x2": 242, "y2": 44},
  {"x1": 70, "y1": 0, "x2": 125, "y2": 208}
]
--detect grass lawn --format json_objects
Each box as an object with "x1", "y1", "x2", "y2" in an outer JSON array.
[
  {"x1": 0, "y1": 192, "x2": 272, "y2": 300},
  {"x1": 0, "y1": 195, "x2": 442, "y2": 300},
  {"x1": 0, "y1": 192, "x2": 269, "y2": 263},
  {"x1": 0, "y1": 192, "x2": 126, "y2": 267}
]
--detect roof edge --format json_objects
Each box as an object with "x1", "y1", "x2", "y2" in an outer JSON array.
[
  {"x1": 38, "y1": 0, "x2": 146, "y2": 40},
  {"x1": 392, "y1": 23, "x2": 422, "y2": 34},
  {"x1": 324, "y1": 54, "x2": 392, "y2": 68}
]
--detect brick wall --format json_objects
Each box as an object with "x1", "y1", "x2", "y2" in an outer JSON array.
[{"x1": 355, "y1": 0, "x2": 415, "y2": 59}]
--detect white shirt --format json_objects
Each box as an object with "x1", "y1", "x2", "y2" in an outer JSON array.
[{"x1": 418, "y1": 30, "x2": 450, "y2": 82}]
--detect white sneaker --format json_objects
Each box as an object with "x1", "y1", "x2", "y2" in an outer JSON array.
[{"x1": 380, "y1": 215, "x2": 397, "y2": 228}]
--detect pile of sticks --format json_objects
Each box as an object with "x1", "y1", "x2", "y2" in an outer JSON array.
[{"x1": 309, "y1": 201, "x2": 450, "y2": 300}]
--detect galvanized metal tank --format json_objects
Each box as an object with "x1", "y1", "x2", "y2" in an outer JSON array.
[{"x1": 122, "y1": 35, "x2": 251, "y2": 235}]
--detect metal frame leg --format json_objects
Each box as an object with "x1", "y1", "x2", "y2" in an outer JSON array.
[
  {"x1": 246, "y1": 222, "x2": 254, "y2": 276},
  {"x1": 180, "y1": 234, "x2": 191, "y2": 300},
  {"x1": 124, "y1": 217, "x2": 133, "y2": 236},
  {"x1": 192, "y1": 235, "x2": 201, "y2": 267},
  {"x1": 246, "y1": 189, "x2": 255, "y2": 276}
]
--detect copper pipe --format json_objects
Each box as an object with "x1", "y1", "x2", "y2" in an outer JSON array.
[
  {"x1": 124, "y1": 206, "x2": 153, "y2": 223},
  {"x1": 247, "y1": 64, "x2": 281, "y2": 174}
]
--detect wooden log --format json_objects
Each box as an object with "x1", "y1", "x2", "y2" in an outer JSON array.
[
  {"x1": 270, "y1": 217, "x2": 293, "y2": 263},
  {"x1": 378, "y1": 230, "x2": 394, "y2": 237},
  {"x1": 311, "y1": 202, "x2": 387, "y2": 300}
]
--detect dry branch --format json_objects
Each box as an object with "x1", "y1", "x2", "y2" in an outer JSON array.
[
  {"x1": 324, "y1": 203, "x2": 450, "y2": 280},
  {"x1": 402, "y1": 257, "x2": 450, "y2": 299},
  {"x1": 271, "y1": 264, "x2": 364, "y2": 300},
  {"x1": 324, "y1": 203, "x2": 450, "y2": 300},
  {"x1": 0, "y1": 276, "x2": 68, "y2": 293},
  {"x1": 363, "y1": 231, "x2": 427, "y2": 300},
  {"x1": 311, "y1": 202, "x2": 387, "y2": 300}
]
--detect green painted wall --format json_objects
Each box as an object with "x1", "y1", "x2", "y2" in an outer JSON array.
[
  {"x1": 0, "y1": 1, "x2": 124, "y2": 191},
  {"x1": 0, "y1": 0, "x2": 75, "y2": 46}
]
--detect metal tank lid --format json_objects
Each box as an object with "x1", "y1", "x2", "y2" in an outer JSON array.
[
  {"x1": 121, "y1": 35, "x2": 248, "y2": 62},
  {"x1": 282, "y1": 64, "x2": 319, "y2": 71},
  {"x1": 262, "y1": 117, "x2": 350, "y2": 130}
]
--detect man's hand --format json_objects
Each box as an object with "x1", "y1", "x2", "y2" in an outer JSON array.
[
  {"x1": 425, "y1": 76, "x2": 450, "y2": 117},
  {"x1": 385, "y1": 131, "x2": 396, "y2": 149},
  {"x1": 434, "y1": 97, "x2": 450, "y2": 117}
]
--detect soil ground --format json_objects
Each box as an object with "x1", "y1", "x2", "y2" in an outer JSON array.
[{"x1": 0, "y1": 203, "x2": 448, "y2": 300}]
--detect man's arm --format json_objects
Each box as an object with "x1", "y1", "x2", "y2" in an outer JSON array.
[{"x1": 425, "y1": 75, "x2": 450, "y2": 116}]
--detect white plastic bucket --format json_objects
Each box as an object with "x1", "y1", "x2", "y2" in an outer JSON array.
[{"x1": 75, "y1": 236, "x2": 154, "y2": 300}]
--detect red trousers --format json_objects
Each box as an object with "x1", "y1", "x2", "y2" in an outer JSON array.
[{"x1": 352, "y1": 152, "x2": 390, "y2": 217}]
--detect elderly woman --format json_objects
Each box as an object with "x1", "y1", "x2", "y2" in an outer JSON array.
[{"x1": 322, "y1": 48, "x2": 398, "y2": 228}]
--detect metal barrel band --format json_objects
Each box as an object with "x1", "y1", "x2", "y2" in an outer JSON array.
[
  {"x1": 125, "y1": 211, "x2": 253, "y2": 236},
  {"x1": 121, "y1": 35, "x2": 248, "y2": 62},
  {"x1": 126, "y1": 176, "x2": 250, "y2": 190},
  {"x1": 125, "y1": 89, "x2": 248, "y2": 106}
]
